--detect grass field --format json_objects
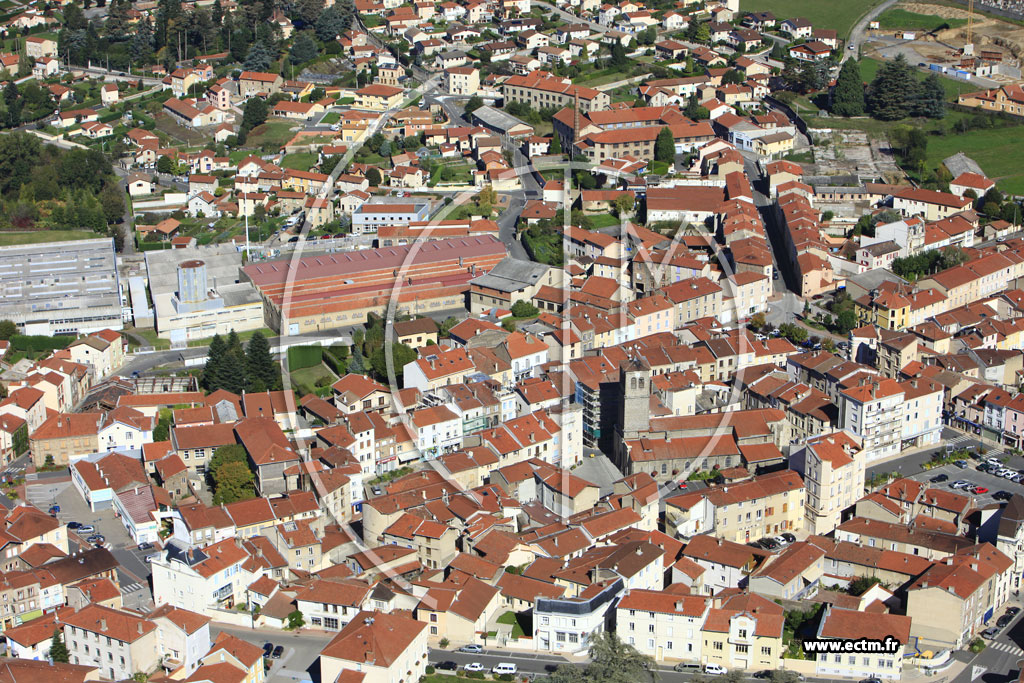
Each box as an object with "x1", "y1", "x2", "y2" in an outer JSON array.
[
  {"x1": 281, "y1": 152, "x2": 319, "y2": 171},
  {"x1": 320, "y1": 111, "x2": 340, "y2": 124},
  {"x1": 245, "y1": 121, "x2": 296, "y2": 150},
  {"x1": 739, "y1": 0, "x2": 885, "y2": 37},
  {"x1": 877, "y1": 8, "x2": 967, "y2": 31},
  {"x1": 0, "y1": 230, "x2": 98, "y2": 246},
  {"x1": 925, "y1": 126, "x2": 1024, "y2": 194},
  {"x1": 588, "y1": 213, "x2": 623, "y2": 229},
  {"x1": 289, "y1": 362, "x2": 338, "y2": 396}
]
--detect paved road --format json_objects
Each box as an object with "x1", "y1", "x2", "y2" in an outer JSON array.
[
  {"x1": 953, "y1": 605, "x2": 1024, "y2": 683},
  {"x1": 845, "y1": 0, "x2": 900, "y2": 62},
  {"x1": 864, "y1": 426, "x2": 993, "y2": 480},
  {"x1": 537, "y1": 0, "x2": 608, "y2": 32}
]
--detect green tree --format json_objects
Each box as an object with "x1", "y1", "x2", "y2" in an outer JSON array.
[
  {"x1": 501, "y1": 318, "x2": 517, "y2": 332},
  {"x1": 50, "y1": 628, "x2": 69, "y2": 663},
  {"x1": 613, "y1": 194, "x2": 633, "y2": 216},
  {"x1": 153, "y1": 408, "x2": 172, "y2": 442},
  {"x1": 100, "y1": 183, "x2": 125, "y2": 224},
  {"x1": 549, "y1": 132, "x2": 561, "y2": 155},
  {"x1": 0, "y1": 320, "x2": 16, "y2": 340},
  {"x1": 868, "y1": 54, "x2": 917, "y2": 121},
  {"x1": 835, "y1": 308, "x2": 858, "y2": 335},
  {"x1": 315, "y1": 5, "x2": 347, "y2": 41},
  {"x1": 240, "y1": 97, "x2": 268, "y2": 134},
  {"x1": 201, "y1": 333, "x2": 227, "y2": 391},
  {"x1": 209, "y1": 443, "x2": 248, "y2": 473},
  {"x1": 369, "y1": 342, "x2": 416, "y2": 383},
  {"x1": 654, "y1": 126, "x2": 675, "y2": 163},
  {"x1": 211, "y1": 460, "x2": 255, "y2": 504},
  {"x1": 609, "y1": 40, "x2": 627, "y2": 67},
  {"x1": 912, "y1": 73, "x2": 946, "y2": 119},
  {"x1": 289, "y1": 31, "x2": 318, "y2": 65},
  {"x1": 832, "y1": 59, "x2": 865, "y2": 117},
  {"x1": 439, "y1": 316, "x2": 458, "y2": 337},
  {"x1": 245, "y1": 331, "x2": 278, "y2": 391},
  {"x1": 286, "y1": 609, "x2": 305, "y2": 630},
  {"x1": 243, "y1": 40, "x2": 275, "y2": 71},
  {"x1": 365, "y1": 167, "x2": 382, "y2": 186},
  {"x1": 464, "y1": 94, "x2": 484, "y2": 114},
  {"x1": 547, "y1": 631, "x2": 654, "y2": 683},
  {"x1": 156, "y1": 155, "x2": 175, "y2": 174},
  {"x1": 510, "y1": 300, "x2": 538, "y2": 318},
  {"x1": 295, "y1": 0, "x2": 324, "y2": 23}
]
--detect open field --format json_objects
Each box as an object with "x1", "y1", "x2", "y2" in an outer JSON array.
[
  {"x1": 246, "y1": 121, "x2": 297, "y2": 150},
  {"x1": 282, "y1": 152, "x2": 319, "y2": 171},
  {"x1": 738, "y1": 0, "x2": 886, "y2": 37},
  {"x1": 926, "y1": 126, "x2": 1024, "y2": 194},
  {"x1": 290, "y1": 363, "x2": 338, "y2": 396},
  {"x1": 0, "y1": 230, "x2": 98, "y2": 245},
  {"x1": 877, "y1": 7, "x2": 966, "y2": 30}
]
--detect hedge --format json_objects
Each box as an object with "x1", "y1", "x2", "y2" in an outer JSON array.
[
  {"x1": 10, "y1": 334, "x2": 75, "y2": 353},
  {"x1": 287, "y1": 345, "x2": 322, "y2": 370},
  {"x1": 322, "y1": 347, "x2": 347, "y2": 376}
]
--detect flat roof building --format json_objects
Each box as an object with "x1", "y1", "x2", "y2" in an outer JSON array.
[
  {"x1": 242, "y1": 236, "x2": 507, "y2": 334},
  {"x1": 0, "y1": 238, "x2": 122, "y2": 336}
]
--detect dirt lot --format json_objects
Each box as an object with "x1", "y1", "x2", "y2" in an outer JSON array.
[{"x1": 869, "y1": 1, "x2": 1024, "y2": 61}]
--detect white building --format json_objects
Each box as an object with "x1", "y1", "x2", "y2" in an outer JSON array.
[
  {"x1": 615, "y1": 590, "x2": 709, "y2": 663},
  {"x1": 813, "y1": 606, "x2": 911, "y2": 680},
  {"x1": 839, "y1": 378, "x2": 905, "y2": 462},
  {"x1": 151, "y1": 539, "x2": 259, "y2": 617},
  {"x1": 790, "y1": 432, "x2": 865, "y2": 536},
  {"x1": 534, "y1": 578, "x2": 623, "y2": 654}
]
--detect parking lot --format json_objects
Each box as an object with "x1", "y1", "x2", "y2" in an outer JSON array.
[{"x1": 903, "y1": 452, "x2": 1024, "y2": 509}]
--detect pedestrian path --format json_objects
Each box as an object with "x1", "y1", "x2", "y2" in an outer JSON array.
[{"x1": 122, "y1": 582, "x2": 144, "y2": 594}]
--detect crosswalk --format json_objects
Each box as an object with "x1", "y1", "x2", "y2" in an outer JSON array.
[
  {"x1": 122, "y1": 582, "x2": 144, "y2": 594},
  {"x1": 947, "y1": 435, "x2": 975, "y2": 448},
  {"x1": 988, "y1": 640, "x2": 1024, "y2": 656}
]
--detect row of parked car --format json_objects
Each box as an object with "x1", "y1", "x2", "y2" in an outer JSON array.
[
  {"x1": 981, "y1": 606, "x2": 1021, "y2": 639},
  {"x1": 747, "y1": 532, "x2": 797, "y2": 552},
  {"x1": 978, "y1": 458, "x2": 1024, "y2": 483}
]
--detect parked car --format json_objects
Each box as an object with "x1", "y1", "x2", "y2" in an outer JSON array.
[
  {"x1": 998, "y1": 614, "x2": 1014, "y2": 628},
  {"x1": 971, "y1": 486, "x2": 989, "y2": 495},
  {"x1": 262, "y1": 643, "x2": 273, "y2": 657},
  {"x1": 982, "y1": 627, "x2": 1000, "y2": 639},
  {"x1": 492, "y1": 664, "x2": 518, "y2": 675},
  {"x1": 760, "y1": 538, "x2": 781, "y2": 550},
  {"x1": 436, "y1": 661, "x2": 458, "y2": 671},
  {"x1": 145, "y1": 554, "x2": 160, "y2": 563},
  {"x1": 137, "y1": 542, "x2": 153, "y2": 551},
  {"x1": 780, "y1": 532, "x2": 796, "y2": 544},
  {"x1": 772, "y1": 535, "x2": 790, "y2": 547},
  {"x1": 951, "y1": 481, "x2": 971, "y2": 489},
  {"x1": 271, "y1": 645, "x2": 283, "y2": 659},
  {"x1": 67, "y1": 522, "x2": 82, "y2": 530},
  {"x1": 458, "y1": 645, "x2": 483, "y2": 654},
  {"x1": 86, "y1": 534, "x2": 104, "y2": 544},
  {"x1": 674, "y1": 663, "x2": 702, "y2": 673},
  {"x1": 464, "y1": 663, "x2": 484, "y2": 672},
  {"x1": 704, "y1": 663, "x2": 729, "y2": 676},
  {"x1": 955, "y1": 460, "x2": 969, "y2": 469},
  {"x1": 995, "y1": 491, "x2": 1014, "y2": 501},
  {"x1": 77, "y1": 524, "x2": 95, "y2": 534},
  {"x1": 930, "y1": 473, "x2": 949, "y2": 483},
  {"x1": 1008, "y1": 607, "x2": 1020, "y2": 617}
]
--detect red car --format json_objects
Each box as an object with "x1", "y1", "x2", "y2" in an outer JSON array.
[
  {"x1": 972, "y1": 486, "x2": 989, "y2": 494},
  {"x1": 677, "y1": 482, "x2": 688, "y2": 489}
]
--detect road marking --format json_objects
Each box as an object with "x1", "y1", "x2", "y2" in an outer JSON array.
[{"x1": 972, "y1": 664, "x2": 987, "y2": 680}]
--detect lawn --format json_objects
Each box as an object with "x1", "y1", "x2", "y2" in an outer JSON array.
[
  {"x1": 320, "y1": 111, "x2": 340, "y2": 124},
  {"x1": 289, "y1": 362, "x2": 338, "y2": 397},
  {"x1": 877, "y1": 8, "x2": 967, "y2": 31},
  {"x1": 187, "y1": 327, "x2": 275, "y2": 348},
  {"x1": 925, "y1": 125, "x2": 1024, "y2": 194},
  {"x1": 0, "y1": 230, "x2": 98, "y2": 246},
  {"x1": 738, "y1": 0, "x2": 886, "y2": 37},
  {"x1": 496, "y1": 611, "x2": 527, "y2": 639},
  {"x1": 588, "y1": 213, "x2": 623, "y2": 229},
  {"x1": 245, "y1": 120, "x2": 297, "y2": 150},
  {"x1": 281, "y1": 152, "x2": 319, "y2": 171},
  {"x1": 124, "y1": 326, "x2": 171, "y2": 350}
]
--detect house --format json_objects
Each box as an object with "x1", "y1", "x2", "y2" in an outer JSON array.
[
  {"x1": 813, "y1": 606, "x2": 911, "y2": 680},
  {"x1": 355, "y1": 84, "x2": 404, "y2": 111},
  {"x1": 62, "y1": 605, "x2": 160, "y2": 681},
  {"x1": 237, "y1": 71, "x2": 283, "y2": 97},
  {"x1": 125, "y1": 172, "x2": 156, "y2": 197},
  {"x1": 615, "y1": 590, "x2": 709, "y2": 662},
  {"x1": 780, "y1": 17, "x2": 813, "y2": 39},
  {"x1": 318, "y1": 610, "x2": 428, "y2": 683},
  {"x1": 100, "y1": 83, "x2": 119, "y2": 106}
]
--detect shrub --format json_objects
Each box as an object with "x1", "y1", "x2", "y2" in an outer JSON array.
[
  {"x1": 287, "y1": 345, "x2": 322, "y2": 370},
  {"x1": 425, "y1": 666, "x2": 435, "y2": 674}
]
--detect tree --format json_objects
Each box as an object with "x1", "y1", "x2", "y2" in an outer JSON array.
[
  {"x1": 749, "y1": 312, "x2": 766, "y2": 331},
  {"x1": 654, "y1": 126, "x2": 675, "y2": 163},
  {"x1": 501, "y1": 317, "x2": 517, "y2": 332},
  {"x1": 510, "y1": 300, "x2": 538, "y2": 318},
  {"x1": 241, "y1": 96, "x2": 268, "y2": 134},
  {"x1": 289, "y1": 31, "x2": 318, "y2": 65},
  {"x1": 613, "y1": 194, "x2": 633, "y2": 216},
  {"x1": 286, "y1": 610, "x2": 305, "y2": 630},
  {"x1": 209, "y1": 443, "x2": 248, "y2": 473},
  {"x1": 835, "y1": 308, "x2": 858, "y2": 335},
  {"x1": 202, "y1": 333, "x2": 227, "y2": 391},
  {"x1": 369, "y1": 342, "x2": 416, "y2": 383},
  {"x1": 156, "y1": 155, "x2": 175, "y2": 174},
  {"x1": 832, "y1": 59, "x2": 865, "y2": 117},
  {"x1": 868, "y1": 54, "x2": 917, "y2": 121},
  {"x1": 609, "y1": 40, "x2": 627, "y2": 67},
  {"x1": 100, "y1": 183, "x2": 125, "y2": 224},
  {"x1": 0, "y1": 320, "x2": 17, "y2": 340},
  {"x1": 464, "y1": 94, "x2": 483, "y2": 115},
  {"x1": 684, "y1": 92, "x2": 709, "y2": 120},
  {"x1": 295, "y1": 0, "x2": 324, "y2": 24},
  {"x1": 315, "y1": 5, "x2": 346, "y2": 41},
  {"x1": 243, "y1": 40, "x2": 275, "y2": 71},
  {"x1": 365, "y1": 167, "x2": 382, "y2": 186},
  {"x1": 549, "y1": 132, "x2": 562, "y2": 155},
  {"x1": 245, "y1": 331, "x2": 279, "y2": 391},
  {"x1": 548, "y1": 631, "x2": 654, "y2": 683},
  {"x1": 439, "y1": 316, "x2": 458, "y2": 337},
  {"x1": 913, "y1": 73, "x2": 946, "y2": 119},
  {"x1": 211, "y1": 460, "x2": 255, "y2": 504},
  {"x1": 50, "y1": 629, "x2": 69, "y2": 663}
]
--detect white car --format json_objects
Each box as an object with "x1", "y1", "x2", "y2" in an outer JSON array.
[
  {"x1": 492, "y1": 663, "x2": 518, "y2": 675},
  {"x1": 704, "y1": 663, "x2": 728, "y2": 675},
  {"x1": 773, "y1": 535, "x2": 790, "y2": 546},
  {"x1": 464, "y1": 663, "x2": 484, "y2": 672},
  {"x1": 951, "y1": 481, "x2": 971, "y2": 489}
]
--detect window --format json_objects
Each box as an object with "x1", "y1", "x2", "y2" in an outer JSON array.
[
  {"x1": 736, "y1": 644, "x2": 748, "y2": 654},
  {"x1": 713, "y1": 641, "x2": 723, "y2": 651}
]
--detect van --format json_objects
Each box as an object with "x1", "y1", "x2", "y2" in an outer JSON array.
[
  {"x1": 492, "y1": 663, "x2": 518, "y2": 675},
  {"x1": 704, "y1": 663, "x2": 728, "y2": 676}
]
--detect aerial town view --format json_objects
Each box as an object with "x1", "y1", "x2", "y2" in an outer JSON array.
[{"x1": 9, "y1": 0, "x2": 1024, "y2": 680}]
